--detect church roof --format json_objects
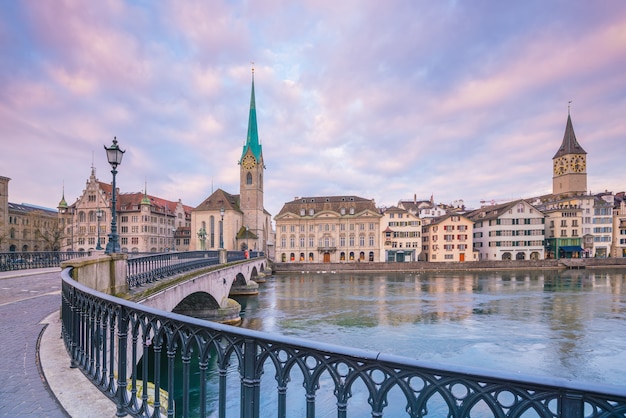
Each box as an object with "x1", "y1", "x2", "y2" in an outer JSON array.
[
  {"x1": 553, "y1": 114, "x2": 587, "y2": 159},
  {"x1": 193, "y1": 188, "x2": 242, "y2": 213},
  {"x1": 240, "y1": 70, "x2": 263, "y2": 162}
]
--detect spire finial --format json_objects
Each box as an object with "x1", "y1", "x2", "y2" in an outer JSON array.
[
  {"x1": 568, "y1": 100, "x2": 572, "y2": 115},
  {"x1": 251, "y1": 61, "x2": 254, "y2": 74}
]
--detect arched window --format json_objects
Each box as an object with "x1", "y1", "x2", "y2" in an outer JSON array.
[
  {"x1": 79, "y1": 211, "x2": 86, "y2": 222},
  {"x1": 369, "y1": 252, "x2": 374, "y2": 261},
  {"x1": 246, "y1": 172, "x2": 253, "y2": 185},
  {"x1": 89, "y1": 211, "x2": 96, "y2": 222},
  {"x1": 209, "y1": 216, "x2": 215, "y2": 248},
  {"x1": 281, "y1": 253, "x2": 287, "y2": 262},
  {"x1": 308, "y1": 252, "x2": 314, "y2": 261}
]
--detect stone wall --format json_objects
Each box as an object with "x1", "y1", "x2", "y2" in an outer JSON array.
[{"x1": 273, "y1": 257, "x2": 626, "y2": 273}]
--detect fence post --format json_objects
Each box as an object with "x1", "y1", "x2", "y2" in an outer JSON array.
[
  {"x1": 241, "y1": 338, "x2": 260, "y2": 418},
  {"x1": 115, "y1": 306, "x2": 129, "y2": 417},
  {"x1": 561, "y1": 391, "x2": 584, "y2": 418}
]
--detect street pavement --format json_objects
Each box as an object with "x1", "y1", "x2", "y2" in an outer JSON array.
[{"x1": 0, "y1": 268, "x2": 115, "y2": 417}]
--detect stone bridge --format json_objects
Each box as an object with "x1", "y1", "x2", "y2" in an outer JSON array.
[
  {"x1": 62, "y1": 254, "x2": 269, "y2": 324},
  {"x1": 134, "y1": 258, "x2": 268, "y2": 324}
]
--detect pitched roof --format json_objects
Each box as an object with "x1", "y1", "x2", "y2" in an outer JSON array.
[
  {"x1": 193, "y1": 188, "x2": 242, "y2": 213},
  {"x1": 8, "y1": 202, "x2": 57, "y2": 216},
  {"x1": 116, "y1": 192, "x2": 192, "y2": 215},
  {"x1": 276, "y1": 195, "x2": 379, "y2": 217},
  {"x1": 465, "y1": 199, "x2": 530, "y2": 221},
  {"x1": 553, "y1": 114, "x2": 587, "y2": 158}
]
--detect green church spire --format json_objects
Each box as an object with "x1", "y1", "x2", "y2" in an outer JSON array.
[{"x1": 240, "y1": 67, "x2": 263, "y2": 162}]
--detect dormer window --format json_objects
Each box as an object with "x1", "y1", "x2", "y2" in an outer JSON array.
[
  {"x1": 300, "y1": 209, "x2": 305, "y2": 216},
  {"x1": 349, "y1": 208, "x2": 355, "y2": 215},
  {"x1": 340, "y1": 208, "x2": 346, "y2": 215},
  {"x1": 309, "y1": 209, "x2": 314, "y2": 216}
]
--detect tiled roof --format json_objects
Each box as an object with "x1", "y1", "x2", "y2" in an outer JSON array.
[
  {"x1": 276, "y1": 195, "x2": 378, "y2": 217},
  {"x1": 193, "y1": 188, "x2": 242, "y2": 213}
]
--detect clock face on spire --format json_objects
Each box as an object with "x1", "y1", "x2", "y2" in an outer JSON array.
[
  {"x1": 553, "y1": 157, "x2": 567, "y2": 175},
  {"x1": 242, "y1": 154, "x2": 256, "y2": 170},
  {"x1": 570, "y1": 155, "x2": 585, "y2": 173}
]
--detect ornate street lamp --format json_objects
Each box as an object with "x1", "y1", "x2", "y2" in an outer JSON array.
[
  {"x1": 104, "y1": 137, "x2": 125, "y2": 254},
  {"x1": 219, "y1": 207, "x2": 225, "y2": 249},
  {"x1": 96, "y1": 207, "x2": 103, "y2": 250},
  {"x1": 245, "y1": 225, "x2": 249, "y2": 256}
]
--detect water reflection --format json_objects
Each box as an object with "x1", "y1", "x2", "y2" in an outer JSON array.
[{"x1": 236, "y1": 268, "x2": 626, "y2": 386}]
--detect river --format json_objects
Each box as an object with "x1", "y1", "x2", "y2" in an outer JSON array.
[{"x1": 164, "y1": 268, "x2": 626, "y2": 417}]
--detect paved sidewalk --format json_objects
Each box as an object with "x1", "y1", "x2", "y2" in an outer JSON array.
[{"x1": 0, "y1": 268, "x2": 116, "y2": 417}]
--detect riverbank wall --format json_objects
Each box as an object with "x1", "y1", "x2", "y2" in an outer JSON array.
[{"x1": 272, "y1": 257, "x2": 626, "y2": 273}]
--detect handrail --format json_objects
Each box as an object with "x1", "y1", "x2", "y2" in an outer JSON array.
[
  {"x1": 61, "y1": 267, "x2": 626, "y2": 417},
  {"x1": 126, "y1": 251, "x2": 264, "y2": 288},
  {"x1": 0, "y1": 251, "x2": 91, "y2": 271}
]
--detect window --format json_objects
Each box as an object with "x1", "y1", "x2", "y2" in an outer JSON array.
[{"x1": 246, "y1": 172, "x2": 252, "y2": 184}]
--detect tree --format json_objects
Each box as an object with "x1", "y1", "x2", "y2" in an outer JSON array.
[{"x1": 34, "y1": 220, "x2": 66, "y2": 251}]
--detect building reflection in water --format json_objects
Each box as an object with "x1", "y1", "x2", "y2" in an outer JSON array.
[{"x1": 234, "y1": 269, "x2": 626, "y2": 385}]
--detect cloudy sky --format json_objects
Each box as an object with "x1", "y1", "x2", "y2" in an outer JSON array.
[{"x1": 2, "y1": 1, "x2": 625, "y2": 219}]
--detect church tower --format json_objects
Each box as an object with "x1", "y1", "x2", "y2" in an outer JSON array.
[
  {"x1": 239, "y1": 68, "x2": 265, "y2": 250},
  {"x1": 552, "y1": 111, "x2": 587, "y2": 196}
]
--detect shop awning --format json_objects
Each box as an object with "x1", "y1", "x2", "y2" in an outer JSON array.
[{"x1": 560, "y1": 246, "x2": 584, "y2": 252}]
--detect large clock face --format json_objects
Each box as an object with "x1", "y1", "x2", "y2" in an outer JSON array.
[
  {"x1": 242, "y1": 155, "x2": 256, "y2": 169},
  {"x1": 553, "y1": 157, "x2": 567, "y2": 175},
  {"x1": 570, "y1": 155, "x2": 585, "y2": 173}
]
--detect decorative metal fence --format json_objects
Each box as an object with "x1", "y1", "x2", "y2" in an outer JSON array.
[
  {"x1": 0, "y1": 251, "x2": 91, "y2": 271},
  {"x1": 61, "y1": 267, "x2": 626, "y2": 418},
  {"x1": 126, "y1": 251, "x2": 263, "y2": 288}
]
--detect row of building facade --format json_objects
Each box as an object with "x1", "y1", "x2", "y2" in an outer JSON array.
[{"x1": 1, "y1": 74, "x2": 625, "y2": 262}]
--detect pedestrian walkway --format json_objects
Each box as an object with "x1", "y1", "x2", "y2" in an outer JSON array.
[{"x1": 0, "y1": 268, "x2": 115, "y2": 417}]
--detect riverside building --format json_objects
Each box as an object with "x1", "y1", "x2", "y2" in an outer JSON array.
[
  {"x1": 380, "y1": 205, "x2": 421, "y2": 262},
  {"x1": 57, "y1": 167, "x2": 192, "y2": 253},
  {"x1": 274, "y1": 195, "x2": 382, "y2": 263},
  {"x1": 467, "y1": 199, "x2": 545, "y2": 261}
]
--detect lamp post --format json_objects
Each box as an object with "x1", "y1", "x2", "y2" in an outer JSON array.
[
  {"x1": 96, "y1": 207, "x2": 103, "y2": 250},
  {"x1": 219, "y1": 207, "x2": 225, "y2": 249},
  {"x1": 104, "y1": 137, "x2": 125, "y2": 254},
  {"x1": 245, "y1": 225, "x2": 249, "y2": 257},
  {"x1": 172, "y1": 227, "x2": 176, "y2": 252}
]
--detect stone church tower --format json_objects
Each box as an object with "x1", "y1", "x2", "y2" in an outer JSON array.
[
  {"x1": 191, "y1": 69, "x2": 273, "y2": 254},
  {"x1": 552, "y1": 112, "x2": 587, "y2": 196},
  {"x1": 239, "y1": 68, "x2": 267, "y2": 251}
]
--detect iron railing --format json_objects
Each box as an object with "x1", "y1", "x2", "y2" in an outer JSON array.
[
  {"x1": 61, "y1": 267, "x2": 626, "y2": 418},
  {"x1": 126, "y1": 251, "x2": 263, "y2": 288},
  {"x1": 0, "y1": 251, "x2": 91, "y2": 271}
]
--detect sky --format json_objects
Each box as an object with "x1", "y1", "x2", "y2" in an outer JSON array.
[{"x1": 2, "y1": 1, "x2": 625, "y2": 219}]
